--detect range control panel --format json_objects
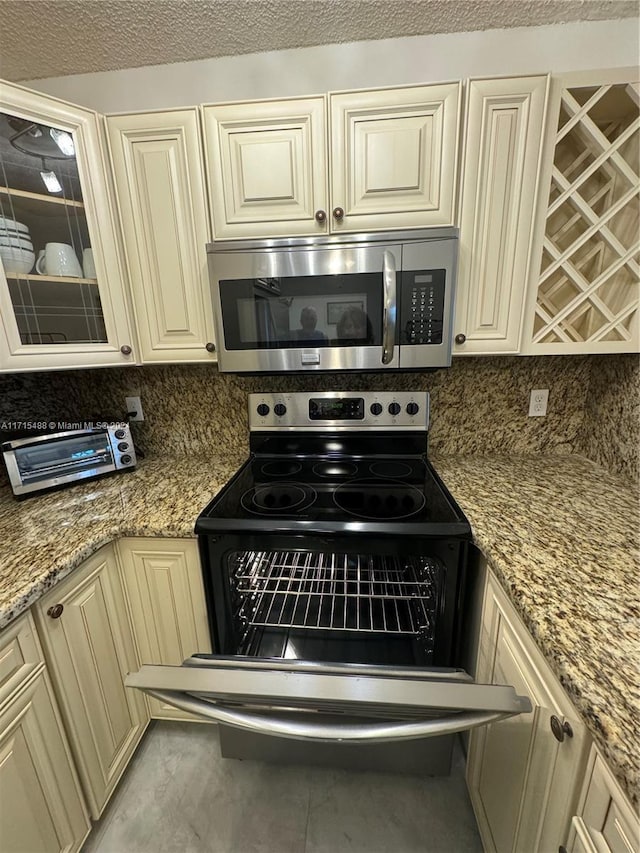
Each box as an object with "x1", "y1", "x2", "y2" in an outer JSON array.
[{"x1": 249, "y1": 392, "x2": 429, "y2": 431}]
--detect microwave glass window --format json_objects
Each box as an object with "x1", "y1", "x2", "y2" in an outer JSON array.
[
  {"x1": 219, "y1": 274, "x2": 383, "y2": 350},
  {"x1": 14, "y1": 434, "x2": 113, "y2": 483}
]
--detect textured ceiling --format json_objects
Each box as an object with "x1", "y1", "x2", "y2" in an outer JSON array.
[{"x1": 0, "y1": 0, "x2": 637, "y2": 82}]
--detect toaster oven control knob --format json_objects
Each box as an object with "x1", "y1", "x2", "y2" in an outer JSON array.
[
  {"x1": 114, "y1": 429, "x2": 126, "y2": 439},
  {"x1": 117, "y1": 442, "x2": 129, "y2": 452},
  {"x1": 256, "y1": 404, "x2": 270, "y2": 417},
  {"x1": 406, "y1": 402, "x2": 419, "y2": 416},
  {"x1": 120, "y1": 454, "x2": 132, "y2": 465},
  {"x1": 370, "y1": 402, "x2": 383, "y2": 416},
  {"x1": 388, "y1": 402, "x2": 401, "y2": 416},
  {"x1": 274, "y1": 403, "x2": 287, "y2": 417}
]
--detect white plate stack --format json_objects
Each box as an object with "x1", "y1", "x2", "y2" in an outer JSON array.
[{"x1": 0, "y1": 215, "x2": 36, "y2": 274}]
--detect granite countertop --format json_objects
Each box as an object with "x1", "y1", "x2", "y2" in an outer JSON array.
[{"x1": 0, "y1": 452, "x2": 637, "y2": 808}]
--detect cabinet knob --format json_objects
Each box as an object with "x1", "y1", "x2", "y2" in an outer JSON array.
[
  {"x1": 559, "y1": 847, "x2": 568, "y2": 853},
  {"x1": 47, "y1": 604, "x2": 64, "y2": 619},
  {"x1": 120, "y1": 345, "x2": 132, "y2": 356},
  {"x1": 455, "y1": 333, "x2": 466, "y2": 345},
  {"x1": 332, "y1": 207, "x2": 344, "y2": 221},
  {"x1": 315, "y1": 209, "x2": 327, "y2": 223},
  {"x1": 205, "y1": 342, "x2": 216, "y2": 353},
  {"x1": 550, "y1": 715, "x2": 573, "y2": 742}
]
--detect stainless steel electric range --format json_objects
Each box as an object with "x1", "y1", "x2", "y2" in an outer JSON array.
[{"x1": 126, "y1": 392, "x2": 529, "y2": 775}]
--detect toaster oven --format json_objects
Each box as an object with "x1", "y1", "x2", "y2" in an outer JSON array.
[{"x1": 1, "y1": 422, "x2": 136, "y2": 497}]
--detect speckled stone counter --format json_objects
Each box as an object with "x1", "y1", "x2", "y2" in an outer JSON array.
[{"x1": 0, "y1": 452, "x2": 637, "y2": 808}]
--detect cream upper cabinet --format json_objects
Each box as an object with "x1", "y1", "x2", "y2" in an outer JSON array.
[
  {"x1": 33, "y1": 544, "x2": 148, "y2": 819},
  {"x1": 106, "y1": 109, "x2": 217, "y2": 363},
  {"x1": 522, "y1": 67, "x2": 639, "y2": 354},
  {"x1": 0, "y1": 613, "x2": 90, "y2": 853},
  {"x1": 454, "y1": 75, "x2": 549, "y2": 354},
  {"x1": 467, "y1": 570, "x2": 590, "y2": 853},
  {"x1": 0, "y1": 79, "x2": 136, "y2": 372},
  {"x1": 329, "y1": 83, "x2": 461, "y2": 232},
  {"x1": 117, "y1": 538, "x2": 212, "y2": 722},
  {"x1": 202, "y1": 84, "x2": 461, "y2": 239},
  {"x1": 202, "y1": 96, "x2": 328, "y2": 239}
]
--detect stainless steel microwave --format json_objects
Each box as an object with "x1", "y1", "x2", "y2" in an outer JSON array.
[
  {"x1": 208, "y1": 228, "x2": 458, "y2": 373},
  {"x1": 1, "y1": 423, "x2": 136, "y2": 497}
]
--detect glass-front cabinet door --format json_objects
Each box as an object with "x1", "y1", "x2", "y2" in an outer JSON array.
[{"x1": 0, "y1": 80, "x2": 135, "y2": 370}]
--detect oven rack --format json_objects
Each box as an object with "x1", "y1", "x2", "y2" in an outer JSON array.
[{"x1": 232, "y1": 551, "x2": 442, "y2": 636}]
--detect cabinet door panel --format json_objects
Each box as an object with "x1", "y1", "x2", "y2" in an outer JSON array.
[
  {"x1": 106, "y1": 110, "x2": 215, "y2": 362},
  {"x1": 330, "y1": 83, "x2": 460, "y2": 231},
  {"x1": 203, "y1": 97, "x2": 327, "y2": 239},
  {"x1": 0, "y1": 80, "x2": 135, "y2": 371},
  {"x1": 455, "y1": 75, "x2": 549, "y2": 354},
  {"x1": 467, "y1": 572, "x2": 589, "y2": 853},
  {"x1": 34, "y1": 545, "x2": 147, "y2": 818},
  {"x1": 0, "y1": 670, "x2": 90, "y2": 853},
  {"x1": 118, "y1": 538, "x2": 211, "y2": 722}
]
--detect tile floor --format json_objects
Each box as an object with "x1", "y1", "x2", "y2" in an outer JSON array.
[{"x1": 83, "y1": 722, "x2": 483, "y2": 853}]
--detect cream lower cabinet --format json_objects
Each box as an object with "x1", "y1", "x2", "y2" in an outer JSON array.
[
  {"x1": 454, "y1": 75, "x2": 549, "y2": 354},
  {"x1": 33, "y1": 544, "x2": 148, "y2": 819},
  {"x1": 202, "y1": 83, "x2": 460, "y2": 239},
  {"x1": 467, "y1": 569, "x2": 589, "y2": 853},
  {"x1": 0, "y1": 613, "x2": 90, "y2": 853},
  {"x1": 105, "y1": 109, "x2": 216, "y2": 363},
  {"x1": 565, "y1": 746, "x2": 639, "y2": 853},
  {"x1": 117, "y1": 538, "x2": 212, "y2": 721}
]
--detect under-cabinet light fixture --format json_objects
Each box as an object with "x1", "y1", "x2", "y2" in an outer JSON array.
[
  {"x1": 40, "y1": 170, "x2": 63, "y2": 193},
  {"x1": 49, "y1": 127, "x2": 75, "y2": 157}
]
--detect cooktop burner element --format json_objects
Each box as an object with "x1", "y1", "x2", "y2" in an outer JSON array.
[
  {"x1": 369, "y1": 460, "x2": 414, "y2": 479},
  {"x1": 241, "y1": 482, "x2": 316, "y2": 515},
  {"x1": 312, "y1": 461, "x2": 358, "y2": 478},
  {"x1": 333, "y1": 479, "x2": 426, "y2": 520},
  {"x1": 260, "y1": 460, "x2": 303, "y2": 477}
]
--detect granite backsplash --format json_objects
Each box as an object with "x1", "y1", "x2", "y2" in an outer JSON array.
[{"x1": 0, "y1": 354, "x2": 637, "y2": 483}]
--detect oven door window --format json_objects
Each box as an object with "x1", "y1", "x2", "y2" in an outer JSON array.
[
  {"x1": 13, "y1": 433, "x2": 113, "y2": 483},
  {"x1": 218, "y1": 275, "x2": 383, "y2": 351},
  {"x1": 227, "y1": 549, "x2": 445, "y2": 667}
]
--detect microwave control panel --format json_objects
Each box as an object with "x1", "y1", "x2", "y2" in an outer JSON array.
[{"x1": 400, "y1": 269, "x2": 446, "y2": 345}]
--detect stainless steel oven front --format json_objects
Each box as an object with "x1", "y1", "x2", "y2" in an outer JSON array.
[
  {"x1": 125, "y1": 392, "x2": 530, "y2": 776},
  {"x1": 208, "y1": 228, "x2": 458, "y2": 373}
]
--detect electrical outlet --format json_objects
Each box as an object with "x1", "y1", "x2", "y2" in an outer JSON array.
[
  {"x1": 125, "y1": 395, "x2": 144, "y2": 421},
  {"x1": 528, "y1": 389, "x2": 549, "y2": 417}
]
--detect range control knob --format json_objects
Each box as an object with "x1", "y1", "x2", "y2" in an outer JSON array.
[
  {"x1": 274, "y1": 403, "x2": 287, "y2": 416},
  {"x1": 114, "y1": 429, "x2": 126, "y2": 439},
  {"x1": 370, "y1": 402, "x2": 383, "y2": 416},
  {"x1": 406, "y1": 402, "x2": 419, "y2": 416},
  {"x1": 256, "y1": 404, "x2": 270, "y2": 417},
  {"x1": 117, "y1": 442, "x2": 129, "y2": 452},
  {"x1": 120, "y1": 454, "x2": 132, "y2": 465},
  {"x1": 388, "y1": 402, "x2": 401, "y2": 416}
]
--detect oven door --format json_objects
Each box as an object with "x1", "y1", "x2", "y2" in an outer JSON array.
[{"x1": 125, "y1": 656, "x2": 531, "y2": 741}]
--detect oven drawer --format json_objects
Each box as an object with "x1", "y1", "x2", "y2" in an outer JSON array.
[{"x1": 126, "y1": 656, "x2": 530, "y2": 742}]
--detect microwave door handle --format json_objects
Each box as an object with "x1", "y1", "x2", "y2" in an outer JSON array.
[
  {"x1": 381, "y1": 250, "x2": 397, "y2": 365},
  {"x1": 144, "y1": 689, "x2": 518, "y2": 742}
]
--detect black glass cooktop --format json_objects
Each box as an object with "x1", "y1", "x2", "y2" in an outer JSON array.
[{"x1": 195, "y1": 454, "x2": 471, "y2": 538}]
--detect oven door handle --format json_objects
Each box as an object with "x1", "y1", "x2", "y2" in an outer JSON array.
[
  {"x1": 145, "y1": 689, "x2": 516, "y2": 742},
  {"x1": 381, "y1": 249, "x2": 397, "y2": 365}
]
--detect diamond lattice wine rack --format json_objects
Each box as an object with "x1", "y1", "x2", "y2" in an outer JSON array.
[{"x1": 529, "y1": 80, "x2": 639, "y2": 352}]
